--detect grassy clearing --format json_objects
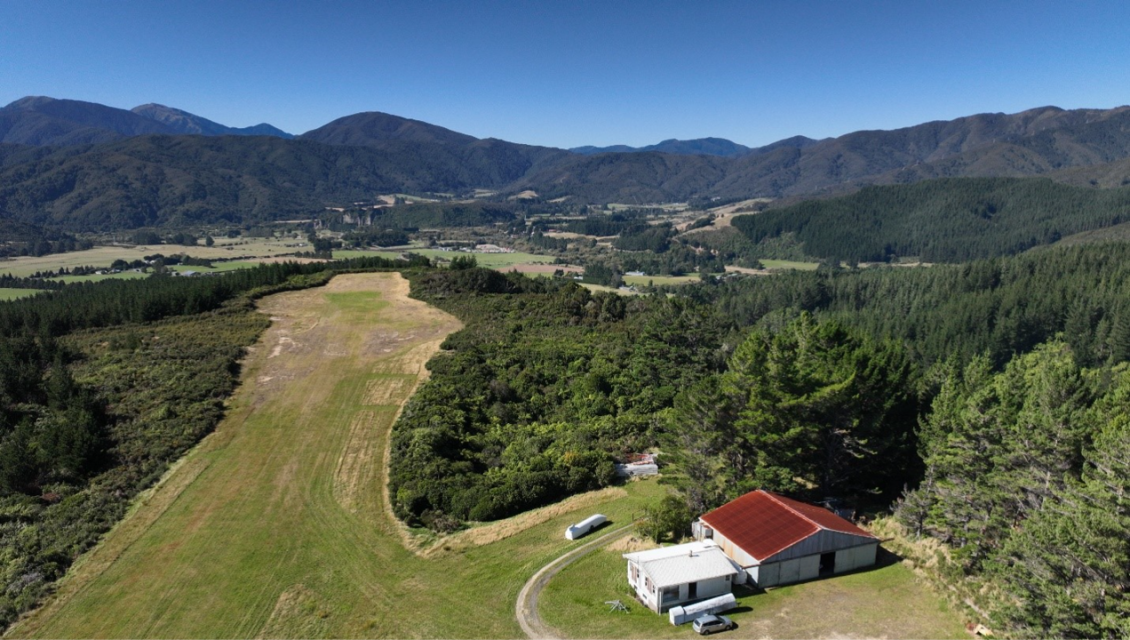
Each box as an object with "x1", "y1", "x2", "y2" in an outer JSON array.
[
  {"x1": 761, "y1": 259, "x2": 819, "y2": 271},
  {"x1": 11, "y1": 273, "x2": 661, "y2": 639},
  {"x1": 539, "y1": 544, "x2": 967, "y2": 639},
  {"x1": 333, "y1": 248, "x2": 555, "y2": 269},
  {"x1": 622, "y1": 274, "x2": 701, "y2": 287},
  {"x1": 50, "y1": 272, "x2": 149, "y2": 284},
  {"x1": 0, "y1": 239, "x2": 305, "y2": 278},
  {"x1": 0, "y1": 288, "x2": 43, "y2": 301},
  {"x1": 167, "y1": 261, "x2": 264, "y2": 274}
]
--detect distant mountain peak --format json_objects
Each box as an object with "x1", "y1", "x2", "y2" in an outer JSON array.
[
  {"x1": 569, "y1": 135, "x2": 823, "y2": 158},
  {"x1": 298, "y1": 111, "x2": 477, "y2": 146},
  {"x1": 2, "y1": 96, "x2": 59, "y2": 110},
  {"x1": 131, "y1": 103, "x2": 293, "y2": 138},
  {"x1": 571, "y1": 137, "x2": 752, "y2": 157}
]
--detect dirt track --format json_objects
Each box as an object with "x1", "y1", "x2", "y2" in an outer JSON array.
[{"x1": 516, "y1": 524, "x2": 637, "y2": 639}]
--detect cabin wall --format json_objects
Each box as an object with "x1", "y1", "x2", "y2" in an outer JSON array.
[{"x1": 658, "y1": 575, "x2": 733, "y2": 613}]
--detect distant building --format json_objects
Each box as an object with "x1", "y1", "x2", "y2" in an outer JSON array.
[
  {"x1": 692, "y1": 490, "x2": 878, "y2": 588},
  {"x1": 614, "y1": 453, "x2": 658, "y2": 478},
  {"x1": 623, "y1": 541, "x2": 739, "y2": 613}
]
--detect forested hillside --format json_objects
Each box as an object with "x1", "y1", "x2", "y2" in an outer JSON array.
[
  {"x1": 731, "y1": 177, "x2": 1130, "y2": 262},
  {"x1": 4, "y1": 102, "x2": 1130, "y2": 231}
]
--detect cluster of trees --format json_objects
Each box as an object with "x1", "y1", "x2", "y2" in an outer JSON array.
[
  {"x1": 388, "y1": 267, "x2": 732, "y2": 526},
  {"x1": 341, "y1": 227, "x2": 411, "y2": 248},
  {"x1": 322, "y1": 202, "x2": 516, "y2": 231},
  {"x1": 732, "y1": 178, "x2": 1130, "y2": 263},
  {"x1": 897, "y1": 343, "x2": 1130, "y2": 638},
  {"x1": 0, "y1": 219, "x2": 91, "y2": 258},
  {"x1": 556, "y1": 214, "x2": 643, "y2": 237},
  {"x1": 526, "y1": 231, "x2": 570, "y2": 252},
  {"x1": 664, "y1": 315, "x2": 919, "y2": 514},
  {"x1": 612, "y1": 223, "x2": 673, "y2": 252},
  {"x1": 0, "y1": 275, "x2": 63, "y2": 291}
]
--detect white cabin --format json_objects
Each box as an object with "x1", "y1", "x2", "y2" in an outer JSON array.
[{"x1": 623, "y1": 540, "x2": 738, "y2": 613}]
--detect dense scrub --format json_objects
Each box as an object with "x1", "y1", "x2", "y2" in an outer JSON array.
[
  {"x1": 732, "y1": 177, "x2": 1130, "y2": 262},
  {"x1": 388, "y1": 268, "x2": 734, "y2": 527}
]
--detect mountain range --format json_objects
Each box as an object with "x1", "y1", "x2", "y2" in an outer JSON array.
[
  {"x1": 570, "y1": 135, "x2": 822, "y2": 158},
  {"x1": 0, "y1": 97, "x2": 292, "y2": 146},
  {"x1": 3, "y1": 95, "x2": 1130, "y2": 231}
]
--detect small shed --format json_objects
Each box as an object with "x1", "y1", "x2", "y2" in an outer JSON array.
[
  {"x1": 623, "y1": 540, "x2": 738, "y2": 613},
  {"x1": 693, "y1": 490, "x2": 879, "y2": 588}
]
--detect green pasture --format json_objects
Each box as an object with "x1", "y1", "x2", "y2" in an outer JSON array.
[
  {"x1": 333, "y1": 248, "x2": 555, "y2": 269},
  {"x1": 0, "y1": 288, "x2": 43, "y2": 301},
  {"x1": 761, "y1": 259, "x2": 820, "y2": 271},
  {"x1": 622, "y1": 274, "x2": 701, "y2": 286},
  {"x1": 539, "y1": 543, "x2": 967, "y2": 639},
  {"x1": 0, "y1": 239, "x2": 303, "y2": 278}
]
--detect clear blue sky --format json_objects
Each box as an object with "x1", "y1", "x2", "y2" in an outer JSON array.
[{"x1": 2, "y1": 0, "x2": 1129, "y2": 148}]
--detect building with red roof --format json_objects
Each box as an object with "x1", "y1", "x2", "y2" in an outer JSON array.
[{"x1": 692, "y1": 490, "x2": 879, "y2": 588}]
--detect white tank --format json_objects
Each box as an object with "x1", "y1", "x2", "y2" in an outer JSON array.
[{"x1": 564, "y1": 513, "x2": 607, "y2": 540}]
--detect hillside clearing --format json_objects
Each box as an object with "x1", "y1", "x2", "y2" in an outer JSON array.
[{"x1": 7, "y1": 273, "x2": 659, "y2": 638}]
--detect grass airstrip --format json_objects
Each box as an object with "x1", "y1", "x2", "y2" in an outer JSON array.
[{"x1": 10, "y1": 272, "x2": 964, "y2": 639}]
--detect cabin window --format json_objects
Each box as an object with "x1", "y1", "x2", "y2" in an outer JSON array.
[{"x1": 645, "y1": 577, "x2": 654, "y2": 593}]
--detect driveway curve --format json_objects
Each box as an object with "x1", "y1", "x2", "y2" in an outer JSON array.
[{"x1": 516, "y1": 523, "x2": 637, "y2": 639}]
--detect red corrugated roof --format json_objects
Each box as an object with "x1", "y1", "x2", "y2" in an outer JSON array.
[{"x1": 699, "y1": 490, "x2": 876, "y2": 562}]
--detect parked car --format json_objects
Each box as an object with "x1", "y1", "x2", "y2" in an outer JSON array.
[{"x1": 692, "y1": 614, "x2": 734, "y2": 635}]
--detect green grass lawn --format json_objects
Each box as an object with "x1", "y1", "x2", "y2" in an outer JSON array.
[
  {"x1": 539, "y1": 545, "x2": 967, "y2": 639},
  {"x1": 0, "y1": 288, "x2": 44, "y2": 301}
]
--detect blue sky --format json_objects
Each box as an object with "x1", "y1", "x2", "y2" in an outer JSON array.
[{"x1": 2, "y1": 1, "x2": 1129, "y2": 148}]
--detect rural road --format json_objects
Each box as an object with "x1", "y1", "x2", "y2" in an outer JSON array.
[{"x1": 515, "y1": 523, "x2": 637, "y2": 639}]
